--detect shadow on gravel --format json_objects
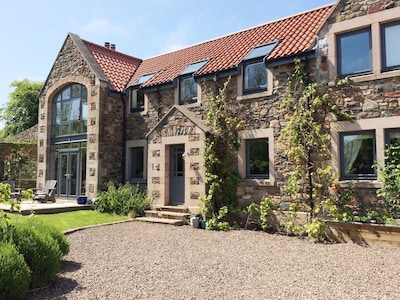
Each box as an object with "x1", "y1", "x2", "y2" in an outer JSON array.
[
  {"x1": 23, "y1": 260, "x2": 83, "y2": 299},
  {"x1": 61, "y1": 259, "x2": 82, "y2": 273},
  {"x1": 24, "y1": 277, "x2": 82, "y2": 300}
]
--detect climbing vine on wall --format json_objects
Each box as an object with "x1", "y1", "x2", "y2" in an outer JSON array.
[
  {"x1": 201, "y1": 78, "x2": 242, "y2": 218},
  {"x1": 279, "y1": 59, "x2": 352, "y2": 219}
]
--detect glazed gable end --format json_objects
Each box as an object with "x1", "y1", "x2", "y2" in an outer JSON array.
[{"x1": 37, "y1": 33, "x2": 122, "y2": 197}]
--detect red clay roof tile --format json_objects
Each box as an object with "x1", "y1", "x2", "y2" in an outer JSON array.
[
  {"x1": 82, "y1": 40, "x2": 142, "y2": 92},
  {"x1": 129, "y1": 4, "x2": 334, "y2": 89},
  {"x1": 80, "y1": 4, "x2": 333, "y2": 92}
]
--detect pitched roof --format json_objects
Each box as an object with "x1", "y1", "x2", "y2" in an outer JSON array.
[
  {"x1": 129, "y1": 4, "x2": 334, "y2": 89},
  {"x1": 82, "y1": 40, "x2": 142, "y2": 92}
]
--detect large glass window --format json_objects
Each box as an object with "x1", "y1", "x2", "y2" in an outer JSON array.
[
  {"x1": 340, "y1": 131, "x2": 376, "y2": 179},
  {"x1": 53, "y1": 84, "x2": 88, "y2": 137},
  {"x1": 179, "y1": 76, "x2": 197, "y2": 104},
  {"x1": 130, "y1": 89, "x2": 144, "y2": 113},
  {"x1": 243, "y1": 61, "x2": 267, "y2": 94},
  {"x1": 246, "y1": 139, "x2": 269, "y2": 178},
  {"x1": 381, "y1": 21, "x2": 400, "y2": 70},
  {"x1": 337, "y1": 28, "x2": 372, "y2": 77},
  {"x1": 130, "y1": 147, "x2": 144, "y2": 178}
]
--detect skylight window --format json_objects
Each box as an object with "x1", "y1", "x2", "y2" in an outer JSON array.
[
  {"x1": 180, "y1": 60, "x2": 209, "y2": 75},
  {"x1": 243, "y1": 41, "x2": 278, "y2": 61},
  {"x1": 135, "y1": 72, "x2": 157, "y2": 85}
]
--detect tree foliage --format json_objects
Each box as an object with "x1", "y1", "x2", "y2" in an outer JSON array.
[
  {"x1": 201, "y1": 78, "x2": 242, "y2": 218},
  {"x1": 0, "y1": 79, "x2": 43, "y2": 140},
  {"x1": 279, "y1": 59, "x2": 352, "y2": 218}
]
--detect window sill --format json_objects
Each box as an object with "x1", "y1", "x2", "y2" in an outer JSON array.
[
  {"x1": 339, "y1": 180, "x2": 381, "y2": 189},
  {"x1": 178, "y1": 101, "x2": 201, "y2": 108},
  {"x1": 331, "y1": 69, "x2": 400, "y2": 84},
  {"x1": 237, "y1": 90, "x2": 271, "y2": 101},
  {"x1": 242, "y1": 178, "x2": 275, "y2": 186}
]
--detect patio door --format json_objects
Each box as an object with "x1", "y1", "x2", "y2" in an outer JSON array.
[
  {"x1": 169, "y1": 144, "x2": 185, "y2": 205},
  {"x1": 58, "y1": 150, "x2": 80, "y2": 199}
]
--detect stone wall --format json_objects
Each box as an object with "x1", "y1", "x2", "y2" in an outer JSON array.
[
  {"x1": 11, "y1": 125, "x2": 38, "y2": 143},
  {"x1": 329, "y1": 0, "x2": 400, "y2": 23}
]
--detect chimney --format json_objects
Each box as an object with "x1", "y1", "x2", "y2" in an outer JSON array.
[
  {"x1": 104, "y1": 42, "x2": 110, "y2": 49},
  {"x1": 111, "y1": 44, "x2": 116, "y2": 51}
]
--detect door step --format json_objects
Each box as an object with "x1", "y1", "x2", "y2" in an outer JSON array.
[
  {"x1": 135, "y1": 216, "x2": 185, "y2": 226},
  {"x1": 135, "y1": 206, "x2": 190, "y2": 226}
]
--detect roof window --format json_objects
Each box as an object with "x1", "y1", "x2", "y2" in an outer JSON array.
[{"x1": 243, "y1": 41, "x2": 278, "y2": 61}]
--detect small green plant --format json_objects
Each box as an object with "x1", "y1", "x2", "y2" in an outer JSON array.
[
  {"x1": 0, "y1": 242, "x2": 31, "y2": 299},
  {"x1": 95, "y1": 182, "x2": 150, "y2": 217},
  {"x1": 205, "y1": 206, "x2": 230, "y2": 231},
  {"x1": 304, "y1": 218, "x2": 326, "y2": 241},
  {"x1": 244, "y1": 197, "x2": 277, "y2": 230}
]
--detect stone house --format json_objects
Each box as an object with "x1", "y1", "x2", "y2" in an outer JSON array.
[{"x1": 37, "y1": 0, "x2": 400, "y2": 212}]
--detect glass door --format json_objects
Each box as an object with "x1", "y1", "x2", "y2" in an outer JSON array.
[{"x1": 58, "y1": 150, "x2": 80, "y2": 199}]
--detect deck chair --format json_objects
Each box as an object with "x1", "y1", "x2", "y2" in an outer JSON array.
[
  {"x1": 34, "y1": 180, "x2": 57, "y2": 203},
  {"x1": 2, "y1": 180, "x2": 22, "y2": 201}
]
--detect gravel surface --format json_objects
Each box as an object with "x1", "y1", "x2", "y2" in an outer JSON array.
[{"x1": 26, "y1": 221, "x2": 400, "y2": 300}]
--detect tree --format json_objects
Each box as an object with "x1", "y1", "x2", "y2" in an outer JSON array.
[
  {"x1": 201, "y1": 78, "x2": 242, "y2": 218},
  {"x1": 0, "y1": 79, "x2": 43, "y2": 140}
]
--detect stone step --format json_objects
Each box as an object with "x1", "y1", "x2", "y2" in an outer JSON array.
[
  {"x1": 156, "y1": 205, "x2": 189, "y2": 213},
  {"x1": 135, "y1": 216, "x2": 184, "y2": 226},
  {"x1": 145, "y1": 210, "x2": 190, "y2": 220}
]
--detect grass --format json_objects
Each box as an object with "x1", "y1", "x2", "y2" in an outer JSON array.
[{"x1": 5, "y1": 210, "x2": 130, "y2": 232}]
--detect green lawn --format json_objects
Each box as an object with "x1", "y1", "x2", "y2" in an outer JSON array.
[{"x1": 6, "y1": 210, "x2": 130, "y2": 232}]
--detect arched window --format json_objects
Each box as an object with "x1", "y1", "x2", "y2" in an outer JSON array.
[{"x1": 53, "y1": 84, "x2": 88, "y2": 137}]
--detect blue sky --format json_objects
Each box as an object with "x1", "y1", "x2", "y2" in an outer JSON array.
[{"x1": 0, "y1": 0, "x2": 335, "y2": 129}]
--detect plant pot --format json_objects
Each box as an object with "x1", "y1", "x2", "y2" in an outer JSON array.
[{"x1": 77, "y1": 196, "x2": 87, "y2": 205}]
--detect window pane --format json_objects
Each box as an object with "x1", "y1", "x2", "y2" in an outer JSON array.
[
  {"x1": 338, "y1": 29, "x2": 371, "y2": 76},
  {"x1": 244, "y1": 62, "x2": 267, "y2": 93},
  {"x1": 53, "y1": 84, "x2": 88, "y2": 137},
  {"x1": 244, "y1": 42, "x2": 278, "y2": 60},
  {"x1": 131, "y1": 147, "x2": 144, "y2": 178},
  {"x1": 247, "y1": 139, "x2": 269, "y2": 178},
  {"x1": 70, "y1": 99, "x2": 80, "y2": 120},
  {"x1": 61, "y1": 87, "x2": 71, "y2": 100},
  {"x1": 130, "y1": 90, "x2": 144, "y2": 112},
  {"x1": 179, "y1": 77, "x2": 197, "y2": 104},
  {"x1": 81, "y1": 98, "x2": 88, "y2": 121},
  {"x1": 383, "y1": 22, "x2": 400, "y2": 69},
  {"x1": 341, "y1": 132, "x2": 375, "y2": 178},
  {"x1": 386, "y1": 128, "x2": 400, "y2": 145},
  {"x1": 72, "y1": 84, "x2": 81, "y2": 98}
]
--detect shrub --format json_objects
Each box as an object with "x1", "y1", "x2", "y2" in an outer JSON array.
[
  {"x1": 7, "y1": 223, "x2": 62, "y2": 288},
  {"x1": 0, "y1": 242, "x2": 31, "y2": 299},
  {"x1": 95, "y1": 182, "x2": 150, "y2": 217}
]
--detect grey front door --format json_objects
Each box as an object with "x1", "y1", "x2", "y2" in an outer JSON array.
[
  {"x1": 58, "y1": 150, "x2": 80, "y2": 199},
  {"x1": 169, "y1": 144, "x2": 185, "y2": 205}
]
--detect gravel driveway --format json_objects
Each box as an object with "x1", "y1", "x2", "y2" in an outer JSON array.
[{"x1": 26, "y1": 221, "x2": 400, "y2": 299}]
